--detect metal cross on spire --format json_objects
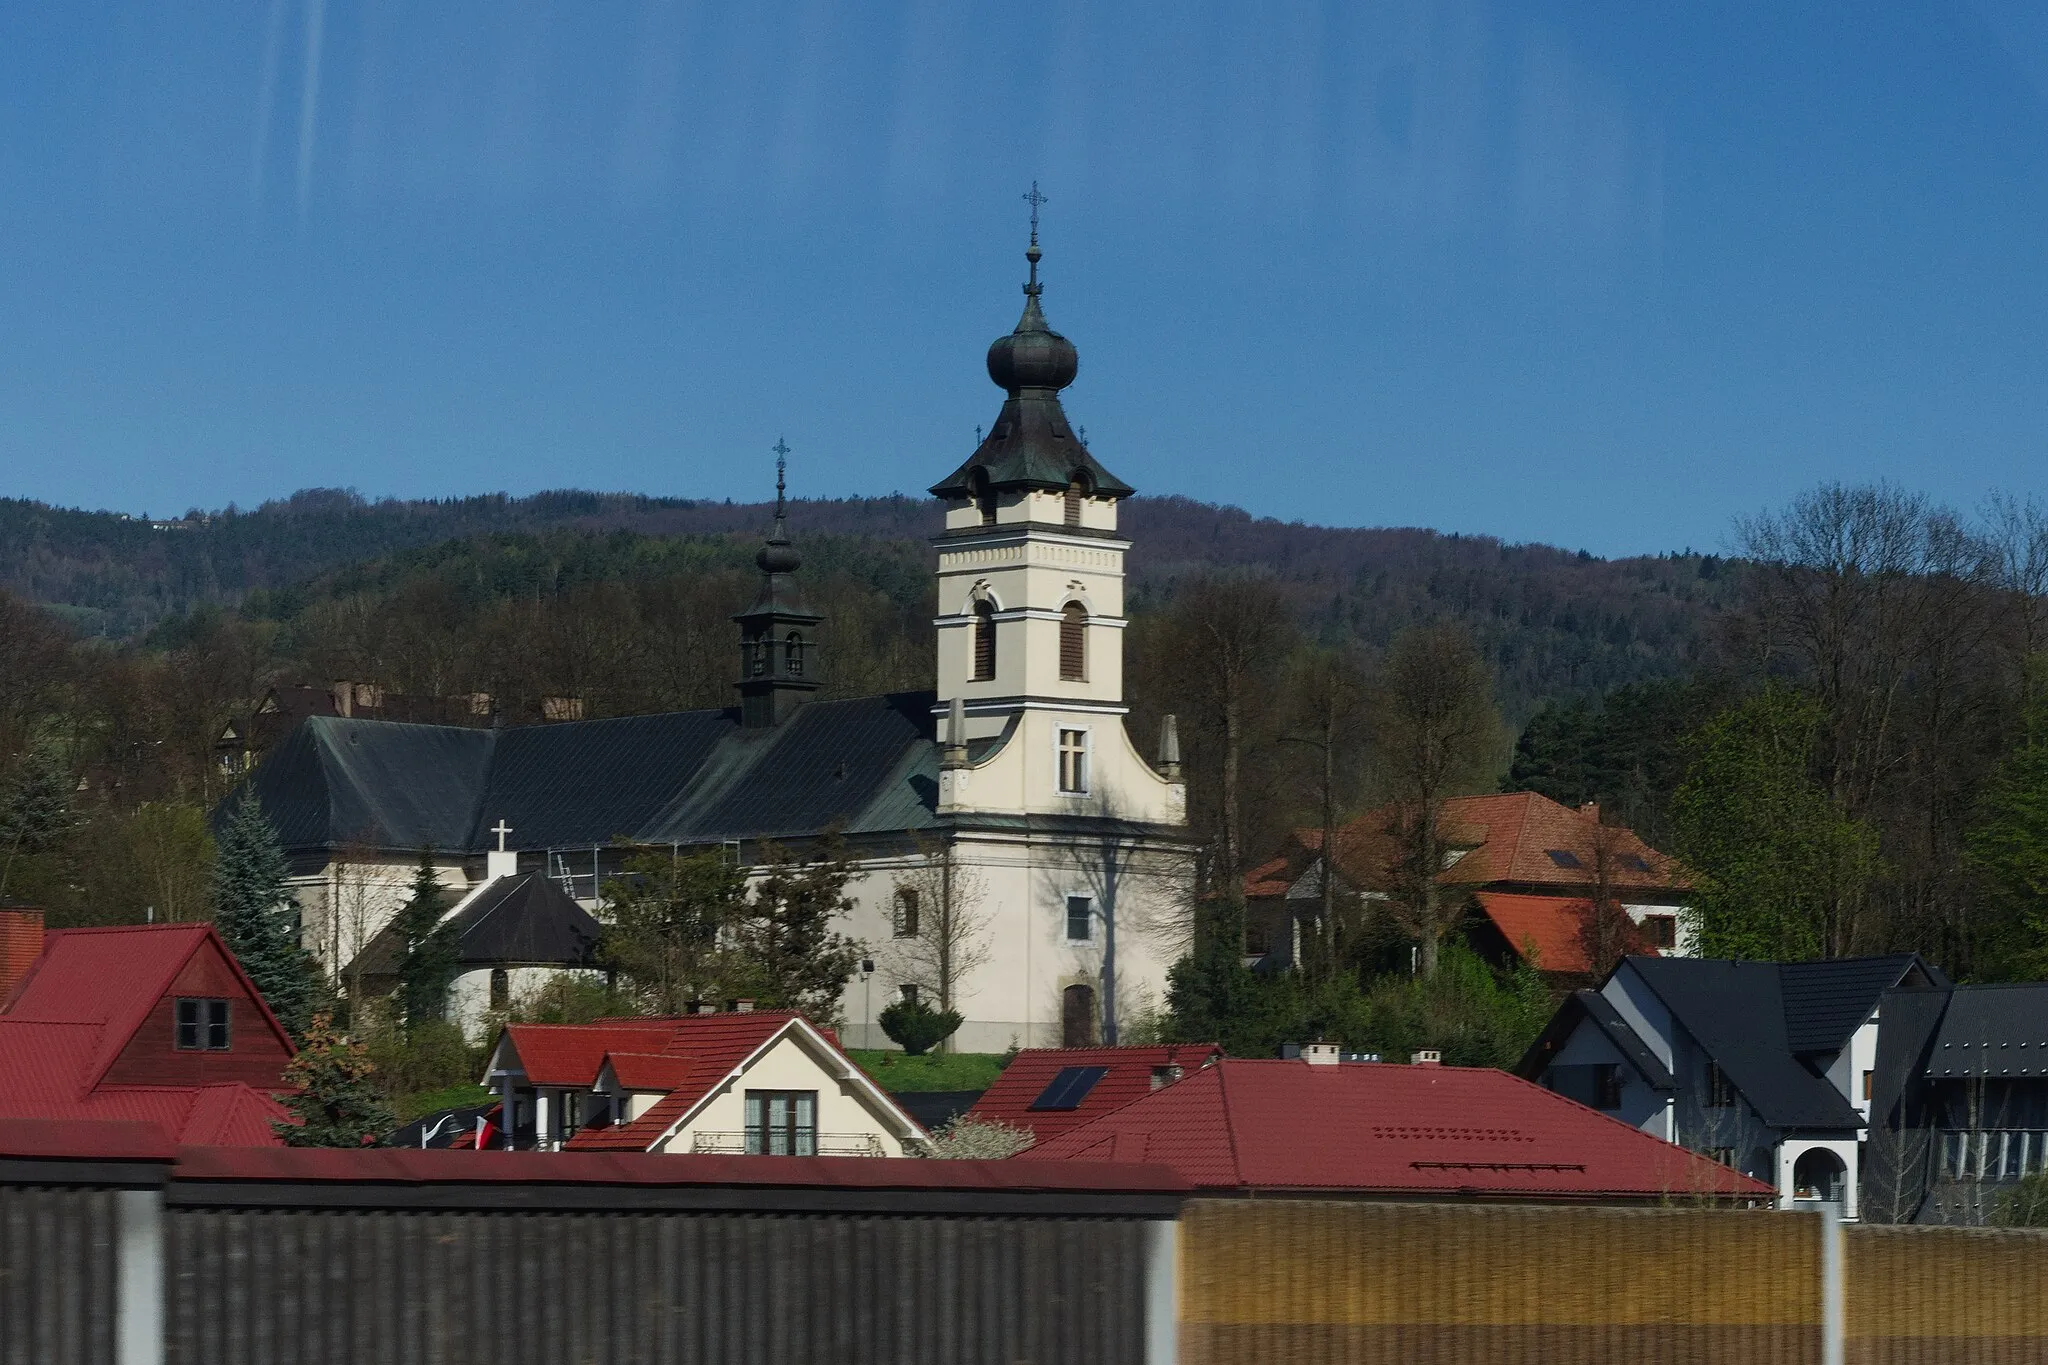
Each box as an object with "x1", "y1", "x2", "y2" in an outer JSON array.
[
  {"x1": 771, "y1": 436, "x2": 790, "y2": 519},
  {"x1": 1022, "y1": 181, "x2": 1048, "y2": 295}
]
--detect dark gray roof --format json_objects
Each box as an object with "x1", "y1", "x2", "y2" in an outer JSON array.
[
  {"x1": 350, "y1": 871, "x2": 601, "y2": 977},
  {"x1": 444, "y1": 872, "x2": 600, "y2": 969},
  {"x1": 1623, "y1": 957, "x2": 1865, "y2": 1131},
  {"x1": 1780, "y1": 954, "x2": 1944, "y2": 1052},
  {"x1": 1926, "y1": 983, "x2": 2048, "y2": 1078},
  {"x1": 235, "y1": 693, "x2": 942, "y2": 857}
]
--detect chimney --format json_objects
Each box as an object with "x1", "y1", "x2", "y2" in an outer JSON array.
[
  {"x1": 1411, "y1": 1049, "x2": 1442, "y2": 1066},
  {"x1": 1150, "y1": 1064, "x2": 1184, "y2": 1090},
  {"x1": 1158, "y1": 714, "x2": 1182, "y2": 782},
  {"x1": 684, "y1": 1000, "x2": 709, "y2": 1016},
  {"x1": 1302, "y1": 1041, "x2": 1341, "y2": 1066},
  {"x1": 333, "y1": 681, "x2": 353, "y2": 718},
  {"x1": 1579, "y1": 801, "x2": 1600, "y2": 823},
  {"x1": 0, "y1": 908, "x2": 46, "y2": 1008},
  {"x1": 942, "y1": 696, "x2": 969, "y2": 769},
  {"x1": 732, "y1": 998, "x2": 756, "y2": 1014}
]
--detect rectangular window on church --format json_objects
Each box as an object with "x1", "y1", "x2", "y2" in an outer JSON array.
[
  {"x1": 176, "y1": 998, "x2": 230, "y2": 1051},
  {"x1": 1058, "y1": 728, "x2": 1089, "y2": 794},
  {"x1": 1066, "y1": 895, "x2": 1093, "y2": 941},
  {"x1": 894, "y1": 888, "x2": 920, "y2": 938}
]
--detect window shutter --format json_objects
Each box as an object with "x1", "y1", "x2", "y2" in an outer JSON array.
[{"x1": 1059, "y1": 604, "x2": 1086, "y2": 680}]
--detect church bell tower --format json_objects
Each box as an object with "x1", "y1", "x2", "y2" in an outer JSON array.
[
  {"x1": 734, "y1": 441, "x2": 822, "y2": 728},
  {"x1": 928, "y1": 191, "x2": 1143, "y2": 799}
]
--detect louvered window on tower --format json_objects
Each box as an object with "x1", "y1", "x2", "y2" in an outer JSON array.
[
  {"x1": 785, "y1": 631, "x2": 803, "y2": 676},
  {"x1": 973, "y1": 599, "x2": 997, "y2": 680},
  {"x1": 1060, "y1": 603, "x2": 1087, "y2": 680},
  {"x1": 1065, "y1": 472, "x2": 1087, "y2": 526}
]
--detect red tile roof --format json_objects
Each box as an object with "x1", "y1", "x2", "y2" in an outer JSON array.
[
  {"x1": 1018, "y1": 1059, "x2": 1773, "y2": 1202},
  {"x1": 1474, "y1": 892, "x2": 1655, "y2": 977},
  {"x1": 601, "y1": 1052, "x2": 699, "y2": 1092},
  {"x1": 1247, "y1": 791, "x2": 1687, "y2": 902},
  {"x1": 966, "y1": 1044, "x2": 1224, "y2": 1144},
  {"x1": 498, "y1": 1023, "x2": 679, "y2": 1087},
  {"x1": 0, "y1": 924, "x2": 297, "y2": 1146}
]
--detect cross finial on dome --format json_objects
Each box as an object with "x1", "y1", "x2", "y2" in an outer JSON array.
[
  {"x1": 1022, "y1": 181, "x2": 1048, "y2": 296},
  {"x1": 772, "y1": 436, "x2": 790, "y2": 520}
]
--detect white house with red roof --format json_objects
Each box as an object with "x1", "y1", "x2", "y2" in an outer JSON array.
[
  {"x1": 1244, "y1": 791, "x2": 1691, "y2": 982},
  {"x1": 1018, "y1": 1052, "x2": 1773, "y2": 1204},
  {"x1": 481, "y1": 1009, "x2": 927, "y2": 1157},
  {"x1": 0, "y1": 919, "x2": 295, "y2": 1146},
  {"x1": 964, "y1": 1044, "x2": 1223, "y2": 1146}
]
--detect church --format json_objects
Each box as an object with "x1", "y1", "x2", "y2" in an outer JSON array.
[{"x1": 236, "y1": 222, "x2": 1196, "y2": 1053}]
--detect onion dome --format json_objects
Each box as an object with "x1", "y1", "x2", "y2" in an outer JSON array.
[{"x1": 930, "y1": 210, "x2": 1134, "y2": 503}]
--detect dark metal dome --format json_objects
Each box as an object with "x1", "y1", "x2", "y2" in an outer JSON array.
[{"x1": 986, "y1": 260, "x2": 1079, "y2": 394}]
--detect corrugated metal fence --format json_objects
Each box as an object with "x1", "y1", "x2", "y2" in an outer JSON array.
[
  {"x1": 11, "y1": 1141, "x2": 2048, "y2": 1365},
  {"x1": 164, "y1": 1208, "x2": 1148, "y2": 1365}
]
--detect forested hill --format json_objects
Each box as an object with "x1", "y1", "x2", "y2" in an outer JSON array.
[{"x1": 0, "y1": 488, "x2": 1736, "y2": 718}]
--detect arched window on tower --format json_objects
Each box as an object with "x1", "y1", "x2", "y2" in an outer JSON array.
[
  {"x1": 972, "y1": 598, "x2": 997, "y2": 681},
  {"x1": 1059, "y1": 603, "x2": 1087, "y2": 681},
  {"x1": 1065, "y1": 470, "x2": 1090, "y2": 527},
  {"x1": 785, "y1": 631, "x2": 804, "y2": 676},
  {"x1": 970, "y1": 468, "x2": 996, "y2": 526}
]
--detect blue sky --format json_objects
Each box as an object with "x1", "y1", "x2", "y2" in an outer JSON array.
[{"x1": 1, "y1": 1, "x2": 2045, "y2": 557}]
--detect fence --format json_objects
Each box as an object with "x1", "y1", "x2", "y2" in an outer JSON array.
[
  {"x1": 1177, "y1": 1199, "x2": 2048, "y2": 1365},
  {"x1": 0, "y1": 1124, "x2": 1183, "y2": 1365},
  {"x1": 10, "y1": 1124, "x2": 2048, "y2": 1365}
]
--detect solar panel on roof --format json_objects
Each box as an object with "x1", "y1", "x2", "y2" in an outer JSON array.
[
  {"x1": 1545, "y1": 849, "x2": 1584, "y2": 869},
  {"x1": 1029, "y1": 1065, "x2": 1109, "y2": 1111}
]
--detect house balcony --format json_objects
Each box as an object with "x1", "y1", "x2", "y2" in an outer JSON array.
[{"x1": 689, "y1": 1131, "x2": 888, "y2": 1158}]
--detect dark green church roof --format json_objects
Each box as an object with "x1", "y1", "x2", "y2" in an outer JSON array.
[{"x1": 930, "y1": 237, "x2": 1133, "y2": 502}]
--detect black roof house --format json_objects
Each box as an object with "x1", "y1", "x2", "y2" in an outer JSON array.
[
  {"x1": 241, "y1": 691, "x2": 942, "y2": 862},
  {"x1": 1866, "y1": 980, "x2": 2048, "y2": 1224},
  {"x1": 350, "y1": 872, "x2": 602, "y2": 985}
]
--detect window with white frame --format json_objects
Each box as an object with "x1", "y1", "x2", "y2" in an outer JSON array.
[
  {"x1": 1066, "y1": 895, "x2": 1093, "y2": 941},
  {"x1": 1058, "y1": 728, "x2": 1089, "y2": 793}
]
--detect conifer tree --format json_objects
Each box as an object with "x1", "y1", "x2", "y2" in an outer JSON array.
[
  {"x1": 392, "y1": 847, "x2": 459, "y2": 1033},
  {"x1": 272, "y1": 1012, "x2": 395, "y2": 1147},
  {"x1": 212, "y1": 788, "x2": 313, "y2": 1036}
]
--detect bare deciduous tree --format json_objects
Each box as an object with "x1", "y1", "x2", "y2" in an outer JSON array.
[
  {"x1": 886, "y1": 836, "x2": 994, "y2": 1031},
  {"x1": 1282, "y1": 646, "x2": 1371, "y2": 979},
  {"x1": 1372, "y1": 624, "x2": 1502, "y2": 977}
]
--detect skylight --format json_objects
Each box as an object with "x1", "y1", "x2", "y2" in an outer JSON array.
[
  {"x1": 1621, "y1": 854, "x2": 1653, "y2": 874},
  {"x1": 1545, "y1": 849, "x2": 1584, "y2": 869},
  {"x1": 1029, "y1": 1065, "x2": 1109, "y2": 1111}
]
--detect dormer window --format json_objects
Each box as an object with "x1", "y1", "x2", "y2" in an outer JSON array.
[{"x1": 175, "y1": 998, "x2": 230, "y2": 1051}]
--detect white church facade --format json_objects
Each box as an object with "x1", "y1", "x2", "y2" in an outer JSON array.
[{"x1": 231, "y1": 225, "x2": 1197, "y2": 1052}]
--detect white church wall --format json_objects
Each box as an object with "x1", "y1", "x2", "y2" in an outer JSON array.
[{"x1": 290, "y1": 858, "x2": 470, "y2": 972}]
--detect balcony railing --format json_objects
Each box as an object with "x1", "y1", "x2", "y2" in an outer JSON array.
[{"x1": 689, "y1": 1131, "x2": 888, "y2": 1158}]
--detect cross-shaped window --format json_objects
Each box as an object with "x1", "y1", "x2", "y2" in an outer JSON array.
[{"x1": 1058, "y1": 728, "x2": 1088, "y2": 794}]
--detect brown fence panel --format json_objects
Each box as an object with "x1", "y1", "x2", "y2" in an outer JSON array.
[
  {"x1": 1846, "y1": 1224, "x2": 2048, "y2": 1365},
  {"x1": 1179, "y1": 1200, "x2": 1824, "y2": 1365},
  {"x1": 164, "y1": 1207, "x2": 1149, "y2": 1365},
  {"x1": 0, "y1": 1184, "x2": 121, "y2": 1365}
]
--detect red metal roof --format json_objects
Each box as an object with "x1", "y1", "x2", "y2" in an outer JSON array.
[
  {"x1": 0, "y1": 924, "x2": 297, "y2": 1147},
  {"x1": 1018, "y1": 1058, "x2": 1774, "y2": 1201},
  {"x1": 966, "y1": 1044, "x2": 1224, "y2": 1144},
  {"x1": 0, "y1": 1117, "x2": 176, "y2": 1162},
  {"x1": 3, "y1": 923, "x2": 296, "y2": 1088},
  {"x1": 172, "y1": 1143, "x2": 1190, "y2": 1193},
  {"x1": 1474, "y1": 892, "x2": 1655, "y2": 977}
]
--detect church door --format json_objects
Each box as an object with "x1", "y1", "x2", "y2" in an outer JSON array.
[{"x1": 1062, "y1": 984, "x2": 1097, "y2": 1048}]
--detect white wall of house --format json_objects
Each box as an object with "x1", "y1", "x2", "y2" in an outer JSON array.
[
  {"x1": 446, "y1": 965, "x2": 598, "y2": 1043},
  {"x1": 647, "y1": 1029, "x2": 919, "y2": 1157},
  {"x1": 1621, "y1": 899, "x2": 1695, "y2": 957},
  {"x1": 1834, "y1": 1017, "x2": 1880, "y2": 1123},
  {"x1": 290, "y1": 858, "x2": 469, "y2": 971},
  {"x1": 1547, "y1": 1020, "x2": 1670, "y2": 1135}
]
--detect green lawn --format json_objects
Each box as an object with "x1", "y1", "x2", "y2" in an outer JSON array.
[
  {"x1": 388, "y1": 1083, "x2": 495, "y2": 1123},
  {"x1": 848, "y1": 1049, "x2": 1007, "y2": 1094}
]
